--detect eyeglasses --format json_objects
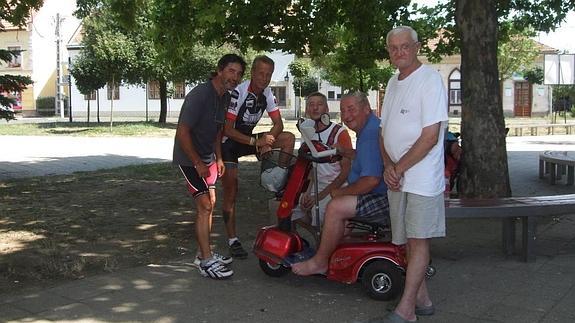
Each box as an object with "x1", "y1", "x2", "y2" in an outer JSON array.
[{"x1": 386, "y1": 42, "x2": 419, "y2": 54}]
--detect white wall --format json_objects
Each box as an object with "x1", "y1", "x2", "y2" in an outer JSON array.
[{"x1": 67, "y1": 48, "x2": 378, "y2": 120}]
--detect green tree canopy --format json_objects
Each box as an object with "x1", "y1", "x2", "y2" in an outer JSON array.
[
  {"x1": 497, "y1": 25, "x2": 540, "y2": 83},
  {"x1": 75, "y1": 0, "x2": 575, "y2": 198},
  {"x1": 75, "y1": 0, "x2": 240, "y2": 123}
]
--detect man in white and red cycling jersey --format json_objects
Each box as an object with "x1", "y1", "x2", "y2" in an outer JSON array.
[{"x1": 221, "y1": 55, "x2": 295, "y2": 259}]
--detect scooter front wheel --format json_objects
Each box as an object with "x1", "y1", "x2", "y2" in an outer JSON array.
[
  {"x1": 259, "y1": 259, "x2": 290, "y2": 277},
  {"x1": 361, "y1": 261, "x2": 404, "y2": 301}
]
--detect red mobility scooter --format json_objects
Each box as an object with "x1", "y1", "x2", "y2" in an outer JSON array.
[{"x1": 253, "y1": 118, "x2": 410, "y2": 301}]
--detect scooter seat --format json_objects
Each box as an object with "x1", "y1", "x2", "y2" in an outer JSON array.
[{"x1": 347, "y1": 218, "x2": 390, "y2": 235}]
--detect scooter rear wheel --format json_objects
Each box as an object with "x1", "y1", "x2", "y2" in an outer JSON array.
[
  {"x1": 361, "y1": 261, "x2": 404, "y2": 301},
  {"x1": 259, "y1": 259, "x2": 290, "y2": 277}
]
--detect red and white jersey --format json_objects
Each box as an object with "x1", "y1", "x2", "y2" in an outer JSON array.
[{"x1": 226, "y1": 80, "x2": 281, "y2": 135}]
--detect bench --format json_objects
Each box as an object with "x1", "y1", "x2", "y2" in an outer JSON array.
[
  {"x1": 506, "y1": 123, "x2": 575, "y2": 136},
  {"x1": 445, "y1": 194, "x2": 575, "y2": 262},
  {"x1": 539, "y1": 151, "x2": 575, "y2": 185}
]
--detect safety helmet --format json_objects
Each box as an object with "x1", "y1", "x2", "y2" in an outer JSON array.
[{"x1": 260, "y1": 166, "x2": 289, "y2": 192}]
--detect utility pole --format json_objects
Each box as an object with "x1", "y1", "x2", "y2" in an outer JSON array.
[{"x1": 55, "y1": 13, "x2": 65, "y2": 118}]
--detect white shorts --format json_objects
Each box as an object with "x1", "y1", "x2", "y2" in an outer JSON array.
[
  {"x1": 291, "y1": 193, "x2": 332, "y2": 226},
  {"x1": 387, "y1": 190, "x2": 446, "y2": 245}
]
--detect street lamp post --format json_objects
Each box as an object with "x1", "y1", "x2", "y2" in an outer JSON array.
[
  {"x1": 298, "y1": 85, "x2": 302, "y2": 119},
  {"x1": 285, "y1": 72, "x2": 297, "y2": 119}
]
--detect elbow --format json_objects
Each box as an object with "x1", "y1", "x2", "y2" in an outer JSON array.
[
  {"x1": 176, "y1": 124, "x2": 187, "y2": 141},
  {"x1": 361, "y1": 176, "x2": 381, "y2": 193},
  {"x1": 425, "y1": 135, "x2": 439, "y2": 148}
]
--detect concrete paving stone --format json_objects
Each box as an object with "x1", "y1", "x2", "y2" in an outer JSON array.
[
  {"x1": 547, "y1": 287, "x2": 575, "y2": 320},
  {"x1": 539, "y1": 214, "x2": 575, "y2": 240},
  {"x1": 422, "y1": 312, "x2": 496, "y2": 323},
  {"x1": 80, "y1": 273, "x2": 133, "y2": 292},
  {"x1": 483, "y1": 303, "x2": 546, "y2": 323},
  {"x1": 537, "y1": 259, "x2": 575, "y2": 281},
  {"x1": 5, "y1": 319, "x2": 52, "y2": 323},
  {"x1": 95, "y1": 265, "x2": 204, "y2": 300},
  {"x1": 79, "y1": 289, "x2": 161, "y2": 315},
  {"x1": 500, "y1": 281, "x2": 571, "y2": 312},
  {"x1": 34, "y1": 302, "x2": 99, "y2": 321},
  {"x1": 9, "y1": 290, "x2": 74, "y2": 315},
  {"x1": 536, "y1": 239, "x2": 573, "y2": 258},
  {"x1": 62, "y1": 300, "x2": 178, "y2": 323},
  {"x1": 0, "y1": 303, "x2": 32, "y2": 321},
  {"x1": 545, "y1": 252, "x2": 575, "y2": 270},
  {"x1": 48, "y1": 278, "x2": 111, "y2": 301},
  {"x1": 442, "y1": 290, "x2": 507, "y2": 319},
  {"x1": 540, "y1": 313, "x2": 575, "y2": 323}
]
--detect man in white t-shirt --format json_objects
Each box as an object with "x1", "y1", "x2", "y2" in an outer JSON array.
[{"x1": 378, "y1": 26, "x2": 448, "y2": 322}]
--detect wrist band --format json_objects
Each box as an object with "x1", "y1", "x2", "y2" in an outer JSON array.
[{"x1": 249, "y1": 137, "x2": 256, "y2": 146}]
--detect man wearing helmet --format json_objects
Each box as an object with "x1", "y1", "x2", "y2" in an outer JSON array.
[{"x1": 291, "y1": 92, "x2": 353, "y2": 227}]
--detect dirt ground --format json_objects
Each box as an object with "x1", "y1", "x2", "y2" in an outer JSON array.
[{"x1": 0, "y1": 158, "x2": 272, "y2": 295}]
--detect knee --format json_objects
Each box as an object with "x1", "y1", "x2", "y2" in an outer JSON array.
[
  {"x1": 196, "y1": 199, "x2": 214, "y2": 216},
  {"x1": 407, "y1": 238, "x2": 430, "y2": 253},
  {"x1": 280, "y1": 132, "x2": 296, "y2": 147},
  {"x1": 325, "y1": 199, "x2": 352, "y2": 221}
]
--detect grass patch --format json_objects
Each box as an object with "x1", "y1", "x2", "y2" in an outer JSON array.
[
  {"x1": 0, "y1": 161, "x2": 272, "y2": 293},
  {"x1": 0, "y1": 121, "x2": 177, "y2": 137}
]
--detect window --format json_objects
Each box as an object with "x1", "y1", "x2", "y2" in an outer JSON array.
[
  {"x1": 7, "y1": 46, "x2": 21, "y2": 68},
  {"x1": 336, "y1": 93, "x2": 342, "y2": 99},
  {"x1": 270, "y1": 86, "x2": 286, "y2": 106},
  {"x1": 148, "y1": 81, "x2": 160, "y2": 99},
  {"x1": 448, "y1": 69, "x2": 462, "y2": 110},
  {"x1": 173, "y1": 82, "x2": 186, "y2": 99},
  {"x1": 84, "y1": 90, "x2": 96, "y2": 100},
  {"x1": 107, "y1": 82, "x2": 120, "y2": 100},
  {"x1": 328, "y1": 91, "x2": 335, "y2": 100}
]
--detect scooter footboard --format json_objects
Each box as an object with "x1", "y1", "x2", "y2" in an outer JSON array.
[{"x1": 253, "y1": 226, "x2": 305, "y2": 265}]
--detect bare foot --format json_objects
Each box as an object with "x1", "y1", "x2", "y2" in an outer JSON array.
[{"x1": 291, "y1": 258, "x2": 328, "y2": 276}]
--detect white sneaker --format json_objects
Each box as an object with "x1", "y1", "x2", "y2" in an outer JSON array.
[
  {"x1": 199, "y1": 259, "x2": 234, "y2": 279},
  {"x1": 193, "y1": 251, "x2": 233, "y2": 267}
]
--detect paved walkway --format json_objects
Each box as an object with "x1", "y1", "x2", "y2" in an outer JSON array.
[{"x1": 1, "y1": 133, "x2": 575, "y2": 322}]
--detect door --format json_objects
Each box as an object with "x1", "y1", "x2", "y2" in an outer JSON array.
[{"x1": 514, "y1": 81, "x2": 532, "y2": 117}]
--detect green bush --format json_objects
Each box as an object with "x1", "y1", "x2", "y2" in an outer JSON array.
[
  {"x1": 571, "y1": 107, "x2": 575, "y2": 118},
  {"x1": 36, "y1": 97, "x2": 55, "y2": 116}
]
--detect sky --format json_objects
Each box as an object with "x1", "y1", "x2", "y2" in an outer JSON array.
[
  {"x1": 536, "y1": 11, "x2": 575, "y2": 53},
  {"x1": 413, "y1": 0, "x2": 575, "y2": 53}
]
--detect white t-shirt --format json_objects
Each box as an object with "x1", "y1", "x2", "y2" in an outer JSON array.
[{"x1": 380, "y1": 64, "x2": 448, "y2": 196}]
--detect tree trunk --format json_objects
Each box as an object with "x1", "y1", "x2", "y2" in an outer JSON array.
[
  {"x1": 159, "y1": 79, "x2": 168, "y2": 124},
  {"x1": 96, "y1": 89, "x2": 101, "y2": 123},
  {"x1": 87, "y1": 99, "x2": 90, "y2": 126},
  {"x1": 359, "y1": 68, "x2": 364, "y2": 92},
  {"x1": 110, "y1": 76, "x2": 114, "y2": 131},
  {"x1": 455, "y1": 0, "x2": 511, "y2": 198}
]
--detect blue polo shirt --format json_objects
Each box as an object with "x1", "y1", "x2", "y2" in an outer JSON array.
[{"x1": 347, "y1": 113, "x2": 387, "y2": 194}]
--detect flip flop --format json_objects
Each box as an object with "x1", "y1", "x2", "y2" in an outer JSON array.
[
  {"x1": 415, "y1": 304, "x2": 435, "y2": 316},
  {"x1": 367, "y1": 312, "x2": 416, "y2": 323}
]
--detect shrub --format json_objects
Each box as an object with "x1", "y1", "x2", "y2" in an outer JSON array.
[{"x1": 36, "y1": 97, "x2": 55, "y2": 116}]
